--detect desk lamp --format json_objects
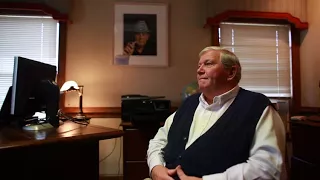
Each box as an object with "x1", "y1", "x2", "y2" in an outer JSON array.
[{"x1": 60, "y1": 81, "x2": 87, "y2": 121}]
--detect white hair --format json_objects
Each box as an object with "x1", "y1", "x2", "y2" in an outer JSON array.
[{"x1": 199, "y1": 46, "x2": 242, "y2": 82}]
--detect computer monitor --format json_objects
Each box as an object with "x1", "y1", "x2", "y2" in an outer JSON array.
[{"x1": 7, "y1": 56, "x2": 60, "y2": 128}]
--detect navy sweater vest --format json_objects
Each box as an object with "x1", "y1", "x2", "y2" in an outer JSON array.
[{"x1": 162, "y1": 88, "x2": 272, "y2": 179}]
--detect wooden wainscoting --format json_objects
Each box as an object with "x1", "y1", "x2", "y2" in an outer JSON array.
[
  {"x1": 63, "y1": 106, "x2": 178, "y2": 118},
  {"x1": 63, "y1": 107, "x2": 122, "y2": 118}
]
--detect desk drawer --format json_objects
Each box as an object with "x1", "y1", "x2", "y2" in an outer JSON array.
[
  {"x1": 124, "y1": 128, "x2": 158, "y2": 161},
  {"x1": 291, "y1": 124, "x2": 320, "y2": 164},
  {"x1": 291, "y1": 157, "x2": 320, "y2": 180}
]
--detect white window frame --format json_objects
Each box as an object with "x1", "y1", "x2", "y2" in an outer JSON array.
[
  {"x1": 0, "y1": 15, "x2": 60, "y2": 109},
  {"x1": 218, "y1": 22, "x2": 292, "y2": 98}
]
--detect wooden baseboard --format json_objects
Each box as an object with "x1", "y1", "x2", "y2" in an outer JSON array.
[{"x1": 99, "y1": 175, "x2": 123, "y2": 180}]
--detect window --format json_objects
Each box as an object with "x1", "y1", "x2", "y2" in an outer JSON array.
[
  {"x1": 0, "y1": 15, "x2": 59, "y2": 109},
  {"x1": 219, "y1": 22, "x2": 291, "y2": 98}
]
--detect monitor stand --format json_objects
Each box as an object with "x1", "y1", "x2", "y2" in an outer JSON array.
[{"x1": 22, "y1": 119, "x2": 64, "y2": 131}]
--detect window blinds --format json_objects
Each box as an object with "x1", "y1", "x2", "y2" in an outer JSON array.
[
  {"x1": 0, "y1": 15, "x2": 59, "y2": 109},
  {"x1": 219, "y1": 22, "x2": 291, "y2": 97}
]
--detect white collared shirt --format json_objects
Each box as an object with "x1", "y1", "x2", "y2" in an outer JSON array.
[{"x1": 147, "y1": 85, "x2": 286, "y2": 180}]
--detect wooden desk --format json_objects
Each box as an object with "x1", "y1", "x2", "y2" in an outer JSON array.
[
  {"x1": 121, "y1": 121, "x2": 163, "y2": 180},
  {"x1": 290, "y1": 116, "x2": 320, "y2": 180},
  {"x1": 0, "y1": 121, "x2": 124, "y2": 180}
]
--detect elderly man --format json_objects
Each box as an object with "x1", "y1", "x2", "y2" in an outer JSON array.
[
  {"x1": 123, "y1": 20, "x2": 156, "y2": 56},
  {"x1": 146, "y1": 46, "x2": 286, "y2": 180}
]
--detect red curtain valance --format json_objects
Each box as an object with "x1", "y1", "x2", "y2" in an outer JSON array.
[
  {"x1": 205, "y1": 10, "x2": 308, "y2": 30},
  {"x1": 0, "y1": 2, "x2": 69, "y2": 22}
]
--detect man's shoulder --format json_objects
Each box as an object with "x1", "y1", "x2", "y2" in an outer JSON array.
[
  {"x1": 239, "y1": 88, "x2": 268, "y2": 99},
  {"x1": 184, "y1": 92, "x2": 201, "y2": 102},
  {"x1": 238, "y1": 88, "x2": 272, "y2": 107},
  {"x1": 174, "y1": 93, "x2": 201, "y2": 117}
]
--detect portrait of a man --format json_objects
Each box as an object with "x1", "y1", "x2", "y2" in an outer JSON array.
[{"x1": 123, "y1": 14, "x2": 157, "y2": 56}]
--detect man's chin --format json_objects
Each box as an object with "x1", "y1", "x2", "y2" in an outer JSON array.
[
  {"x1": 198, "y1": 81, "x2": 209, "y2": 87},
  {"x1": 198, "y1": 85, "x2": 209, "y2": 91},
  {"x1": 136, "y1": 43, "x2": 146, "y2": 47}
]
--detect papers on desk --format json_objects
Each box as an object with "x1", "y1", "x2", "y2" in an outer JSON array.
[
  {"x1": 291, "y1": 116, "x2": 307, "y2": 121},
  {"x1": 33, "y1": 112, "x2": 46, "y2": 119}
]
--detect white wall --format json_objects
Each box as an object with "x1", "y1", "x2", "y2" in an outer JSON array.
[
  {"x1": 90, "y1": 118, "x2": 123, "y2": 176},
  {"x1": 300, "y1": 0, "x2": 320, "y2": 107},
  {"x1": 65, "y1": 0, "x2": 210, "y2": 108}
]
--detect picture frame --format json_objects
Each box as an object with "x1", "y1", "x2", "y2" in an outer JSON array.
[{"x1": 113, "y1": 2, "x2": 169, "y2": 67}]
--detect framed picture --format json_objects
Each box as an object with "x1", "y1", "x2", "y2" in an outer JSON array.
[{"x1": 113, "y1": 2, "x2": 169, "y2": 67}]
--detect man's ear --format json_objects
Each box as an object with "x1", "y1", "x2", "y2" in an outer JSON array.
[{"x1": 227, "y1": 66, "x2": 237, "y2": 81}]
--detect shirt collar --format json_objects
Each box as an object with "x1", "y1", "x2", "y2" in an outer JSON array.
[{"x1": 199, "y1": 85, "x2": 240, "y2": 109}]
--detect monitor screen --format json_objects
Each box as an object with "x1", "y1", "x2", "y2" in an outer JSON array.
[{"x1": 9, "y1": 56, "x2": 60, "y2": 127}]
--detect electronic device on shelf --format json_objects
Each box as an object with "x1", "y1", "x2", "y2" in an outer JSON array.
[{"x1": 121, "y1": 94, "x2": 171, "y2": 124}]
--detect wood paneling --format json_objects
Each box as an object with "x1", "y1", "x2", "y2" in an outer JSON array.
[
  {"x1": 298, "y1": 107, "x2": 320, "y2": 115},
  {"x1": 63, "y1": 106, "x2": 178, "y2": 118},
  {"x1": 291, "y1": 27, "x2": 302, "y2": 114},
  {"x1": 63, "y1": 107, "x2": 122, "y2": 118},
  {"x1": 211, "y1": 26, "x2": 219, "y2": 46}
]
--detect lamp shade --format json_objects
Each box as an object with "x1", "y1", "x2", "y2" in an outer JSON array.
[
  {"x1": 59, "y1": 81, "x2": 87, "y2": 121},
  {"x1": 60, "y1": 80, "x2": 79, "y2": 92}
]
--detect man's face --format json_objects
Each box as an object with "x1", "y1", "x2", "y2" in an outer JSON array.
[
  {"x1": 135, "y1": 32, "x2": 150, "y2": 47},
  {"x1": 197, "y1": 50, "x2": 230, "y2": 91}
]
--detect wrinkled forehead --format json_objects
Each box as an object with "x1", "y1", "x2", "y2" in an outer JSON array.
[{"x1": 199, "y1": 50, "x2": 221, "y2": 63}]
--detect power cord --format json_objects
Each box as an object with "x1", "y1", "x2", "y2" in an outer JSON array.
[
  {"x1": 24, "y1": 116, "x2": 57, "y2": 127},
  {"x1": 58, "y1": 109, "x2": 89, "y2": 126},
  {"x1": 99, "y1": 124, "x2": 121, "y2": 163},
  {"x1": 99, "y1": 138, "x2": 118, "y2": 162},
  {"x1": 118, "y1": 134, "x2": 122, "y2": 179},
  {"x1": 58, "y1": 113, "x2": 122, "y2": 175}
]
